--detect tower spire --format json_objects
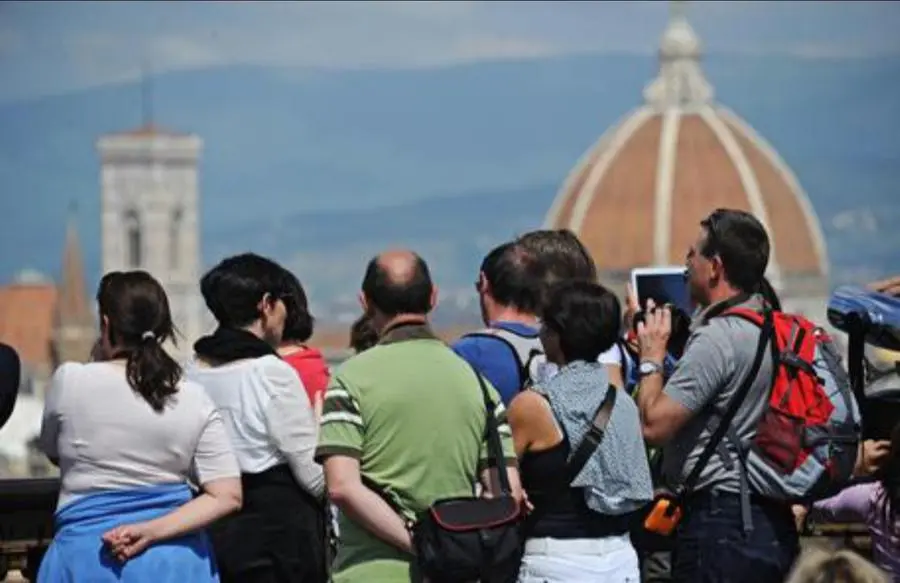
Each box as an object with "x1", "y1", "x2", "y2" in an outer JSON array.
[
  {"x1": 642, "y1": 0, "x2": 714, "y2": 110},
  {"x1": 56, "y1": 205, "x2": 93, "y2": 332},
  {"x1": 669, "y1": 0, "x2": 687, "y2": 22}
]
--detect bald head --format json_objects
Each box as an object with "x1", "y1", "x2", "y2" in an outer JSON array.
[
  {"x1": 362, "y1": 249, "x2": 434, "y2": 318},
  {"x1": 377, "y1": 249, "x2": 421, "y2": 285}
]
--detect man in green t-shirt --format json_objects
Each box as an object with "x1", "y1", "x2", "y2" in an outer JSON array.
[{"x1": 315, "y1": 249, "x2": 521, "y2": 583}]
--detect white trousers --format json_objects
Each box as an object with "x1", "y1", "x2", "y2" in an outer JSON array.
[{"x1": 517, "y1": 534, "x2": 640, "y2": 583}]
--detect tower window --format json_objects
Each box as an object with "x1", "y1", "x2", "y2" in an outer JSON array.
[
  {"x1": 170, "y1": 208, "x2": 183, "y2": 269},
  {"x1": 124, "y1": 210, "x2": 142, "y2": 268}
]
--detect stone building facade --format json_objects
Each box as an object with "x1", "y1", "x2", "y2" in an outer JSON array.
[{"x1": 96, "y1": 123, "x2": 206, "y2": 361}]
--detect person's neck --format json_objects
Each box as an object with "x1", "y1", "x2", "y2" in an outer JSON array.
[
  {"x1": 485, "y1": 306, "x2": 539, "y2": 328},
  {"x1": 706, "y1": 284, "x2": 746, "y2": 307},
  {"x1": 240, "y1": 323, "x2": 271, "y2": 345},
  {"x1": 378, "y1": 314, "x2": 428, "y2": 335},
  {"x1": 278, "y1": 341, "x2": 306, "y2": 356}
]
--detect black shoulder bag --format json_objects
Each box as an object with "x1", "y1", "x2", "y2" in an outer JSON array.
[{"x1": 411, "y1": 364, "x2": 524, "y2": 583}]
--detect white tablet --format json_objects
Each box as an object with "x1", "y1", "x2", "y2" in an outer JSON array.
[{"x1": 630, "y1": 266, "x2": 692, "y2": 315}]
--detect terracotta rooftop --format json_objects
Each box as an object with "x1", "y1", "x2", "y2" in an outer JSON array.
[{"x1": 0, "y1": 284, "x2": 58, "y2": 371}]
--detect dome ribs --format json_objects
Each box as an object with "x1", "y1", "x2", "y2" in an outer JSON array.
[
  {"x1": 668, "y1": 114, "x2": 749, "y2": 264},
  {"x1": 577, "y1": 114, "x2": 662, "y2": 272},
  {"x1": 723, "y1": 118, "x2": 822, "y2": 275}
]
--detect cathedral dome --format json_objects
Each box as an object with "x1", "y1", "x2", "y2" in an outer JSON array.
[{"x1": 544, "y1": 3, "x2": 829, "y2": 298}]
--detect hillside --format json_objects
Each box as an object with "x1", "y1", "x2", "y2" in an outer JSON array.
[{"x1": 1, "y1": 53, "x2": 898, "y2": 314}]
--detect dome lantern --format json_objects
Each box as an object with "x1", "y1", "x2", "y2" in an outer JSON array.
[{"x1": 545, "y1": 1, "x2": 829, "y2": 307}]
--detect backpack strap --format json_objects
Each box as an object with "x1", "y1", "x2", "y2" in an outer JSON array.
[
  {"x1": 566, "y1": 384, "x2": 617, "y2": 484},
  {"x1": 676, "y1": 310, "x2": 774, "y2": 498},
  {"x1": 461, "y1": 331, "x2": 528, "y2": 390},
  {"x1": 461, "y1": 327, "x2": 543, "y2": 391}
]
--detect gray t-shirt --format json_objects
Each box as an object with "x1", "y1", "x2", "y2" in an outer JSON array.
[{"x1": 661, "y1": 298, "x2": 773, "y2": 493}]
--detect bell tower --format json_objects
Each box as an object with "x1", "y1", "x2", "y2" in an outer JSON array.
[{"x1": 95, "y1": 74, "x2": 205, "y2": 360}]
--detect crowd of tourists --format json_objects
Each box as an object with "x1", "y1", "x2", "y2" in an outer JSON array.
[{"x1": 24, "y1": 207, "x2": 900, "y2": 582}]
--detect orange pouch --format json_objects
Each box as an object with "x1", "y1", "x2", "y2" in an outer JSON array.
[{"x1": 643, "y1": 496, "x2": 683, "y2": 536}]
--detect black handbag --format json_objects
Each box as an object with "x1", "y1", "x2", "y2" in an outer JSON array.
[{"x1": 411, "y1": 364, "x2": 525, "y2": 583}]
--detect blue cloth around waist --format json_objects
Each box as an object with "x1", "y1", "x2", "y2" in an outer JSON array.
[{"x1": 38, "y1": 482, "x2": 219, "y2": 583}]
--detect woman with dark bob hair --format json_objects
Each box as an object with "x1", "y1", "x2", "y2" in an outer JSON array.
[
  {"x1": 277, "y1": 268, "x2": 330, "y2": 406},
  {"x1": 185, "y1": 253, "x2": 326, "y2": 582},
  {"x1": 38, "y1": 271, "x2": 242, "y2": 582},
  {"x1": 508, "y1": 280, "x2": 653, "y2": 582}
]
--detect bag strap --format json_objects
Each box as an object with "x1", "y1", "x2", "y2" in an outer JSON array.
[
  {"x1": 677, "y1": 309, "x2": 774, "y2": 497},
  {"x1": 468, "y1": 362, "x2": 512, "y2": 495},
  {"x1": 566, "y1": 384, "x2": 617, "y2": 484},
  {"x1": 464, "y1": 327, "x2": 543, "y2": 391}
]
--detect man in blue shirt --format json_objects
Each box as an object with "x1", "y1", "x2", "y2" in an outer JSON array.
[{"x1": 452, "y1": 241, "x2": 544, "y2": 405}]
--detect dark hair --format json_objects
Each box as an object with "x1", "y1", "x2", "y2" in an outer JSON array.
[
  {"x1": 349, "y1": 314, "x2": 378, "y2": 353},
  {"x1": 699, "y1": 209, "x2": 770, "y2": 294},
  {"x1": 517, "y1": 229, "x2": 598, "y2": 313},
  {"x1": 281, "y1": 269, "x2": 315, "y2": 343},
  {"x1": 201, "y1": 253, "x2": 288, "y2": 328},
  {"x1": 0, "y1": 342, "x2": 21, "y2": 430},
  {"x1": 517, "y1": 229, "x2": 597, "y2": 284},
  {"x1": 480, "y1": 242, "x2": 541, "y2": 315},
  {"x1": 361, "y1": 253, "x2": 433, "y2": 317},
  {"x1": 879, "y1": 421, "x2": 900, "y2": 535},
  {"x1": 97, "y1": 271, "x2": 181, "y2": 412},
  {"x1": 542, "y1": 280, "x2": 621, "y2": 363},
  {"x1": 757, "y1": 276, "x2": 782, "y2": 312}
]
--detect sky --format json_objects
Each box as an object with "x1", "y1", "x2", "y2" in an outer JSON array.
[{"x1": 1, "y1": 1, "x2": 899, "y2": 103}]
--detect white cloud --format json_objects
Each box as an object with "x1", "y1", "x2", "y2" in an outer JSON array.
[
  {"x1": 2, "y1": 0, "x2": 899, "y2": 101},
  {"x1": 450, "y1": 35, "x2": 560, "y2": 61}
]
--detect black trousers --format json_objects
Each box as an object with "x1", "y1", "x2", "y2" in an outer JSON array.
[{"x1": 210, "y1": 465, "x2": 328, "y2": 583}]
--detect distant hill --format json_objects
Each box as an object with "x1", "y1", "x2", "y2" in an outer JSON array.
[{"x1": 1, "y1": 53, "x2": 898, "y2": 318}]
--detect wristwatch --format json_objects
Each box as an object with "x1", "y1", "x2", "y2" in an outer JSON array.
[{"x1": 638, "y1": 360, "x2": 664, "y2": 378}]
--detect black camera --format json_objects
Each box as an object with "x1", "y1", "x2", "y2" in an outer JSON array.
[{"x1": 631, "y1": 304, "x2": 692, "y2": 360}]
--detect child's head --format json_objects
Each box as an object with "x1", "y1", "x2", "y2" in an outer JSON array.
[{"x1": 786, "y1": 545, "x2": 888, "y2": 583}]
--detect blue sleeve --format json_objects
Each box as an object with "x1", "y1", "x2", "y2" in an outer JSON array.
[{"x1": 452, "y1": 336, "x2": 520, "y2": 406}]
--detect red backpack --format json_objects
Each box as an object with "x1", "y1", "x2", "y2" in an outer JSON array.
[{"x1": 719, "y1": 307, "x2": 861, "y2": 502}]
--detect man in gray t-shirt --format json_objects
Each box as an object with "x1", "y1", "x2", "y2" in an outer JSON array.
[
  {"x1": 633, "y1": 209, "x2": 799, "y2": 583},
  {"x1": 659, "y1": 295, "x2": 773, "y2": 493}
]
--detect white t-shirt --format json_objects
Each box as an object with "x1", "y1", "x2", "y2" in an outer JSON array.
[
  {"x1": 184, "y1": 355, "x2": 325, "y2": 499},
  {"x1": 39, "y1": 361, "x2": 240, "y2": 508}
]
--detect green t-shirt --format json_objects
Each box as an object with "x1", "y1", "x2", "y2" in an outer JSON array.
[{"x1": 315, "y1": 336, "x2": 515, "y2": 583}]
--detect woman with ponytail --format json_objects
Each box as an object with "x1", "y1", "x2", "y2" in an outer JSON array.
[
  {"x1": 37, "y1": 271, "x2": 242, "y2": 582},
  {"x1": 807, "y1": 422, "x2": 900, "y2": 581}
]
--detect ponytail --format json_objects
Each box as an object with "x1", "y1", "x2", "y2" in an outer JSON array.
[
  {"x1": 97, "y1": 271, "x2": 183, "y2": 412},
  {"x1": 125, "y1": 331, "x2": 181, "y2": 412}
]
